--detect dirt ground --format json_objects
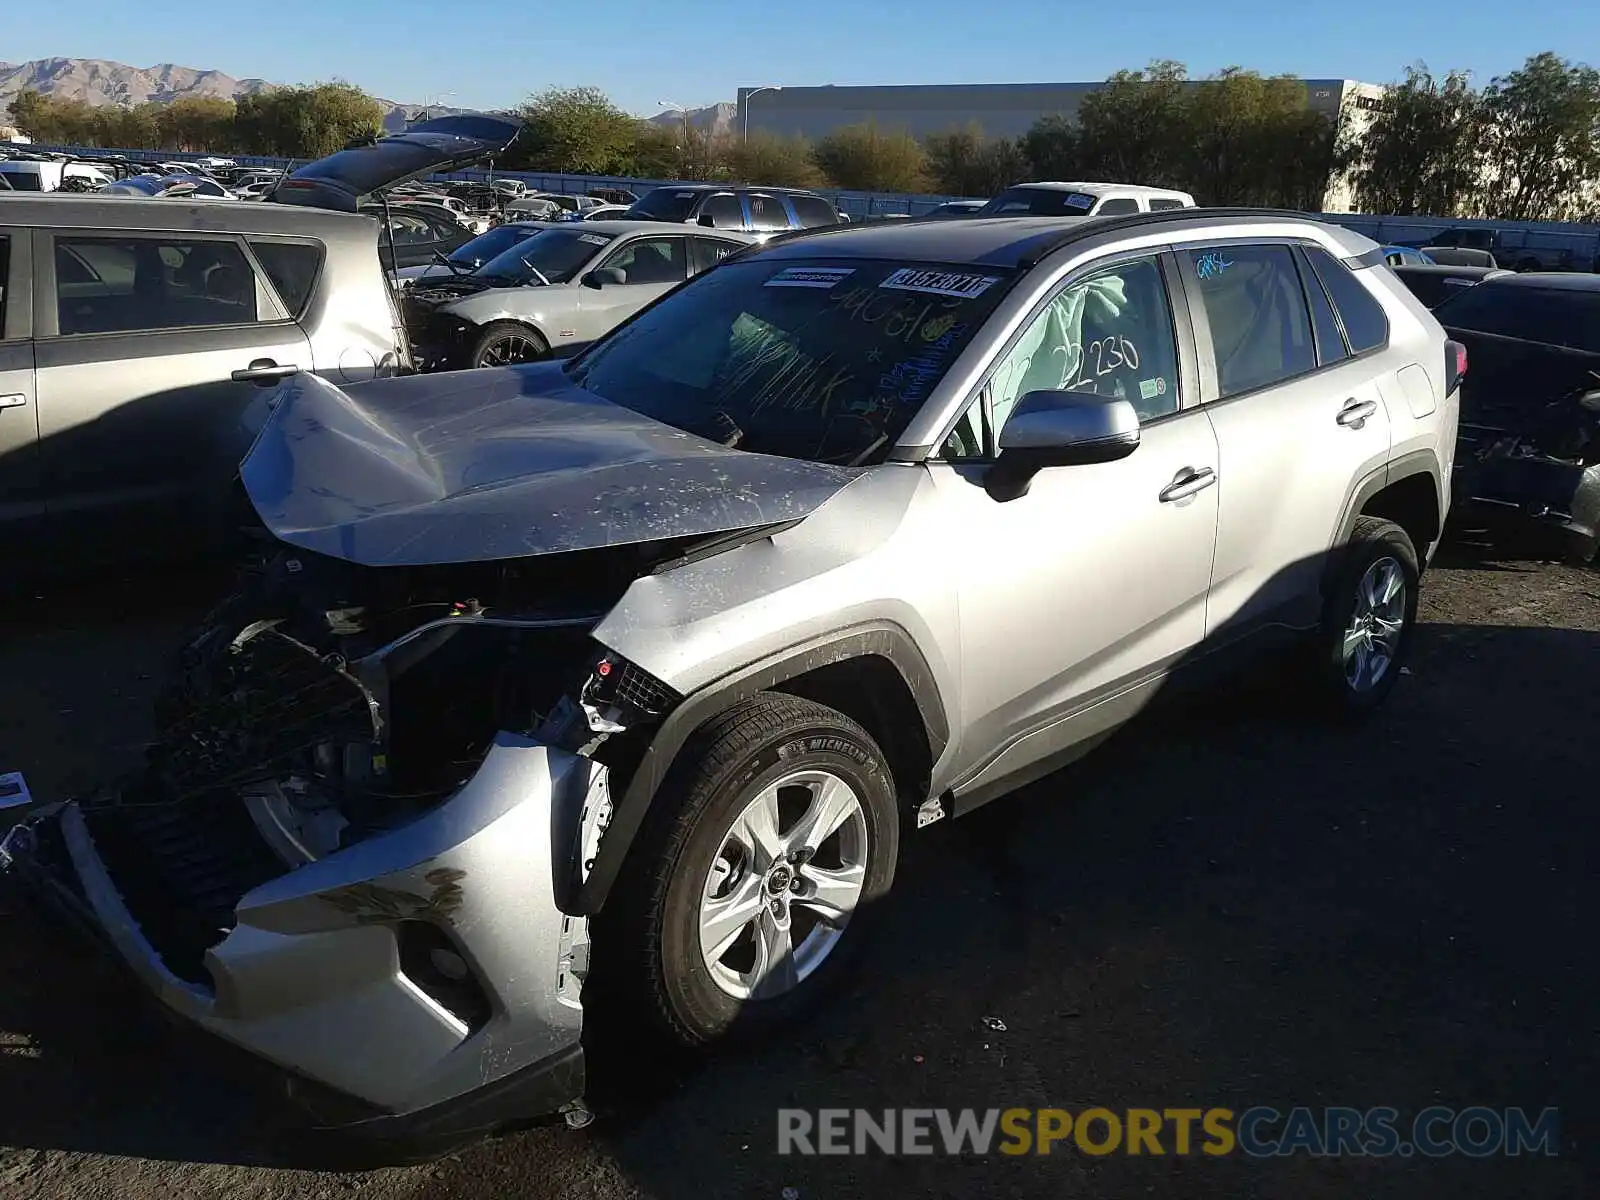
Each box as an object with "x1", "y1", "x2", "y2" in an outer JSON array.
[{"x1": 1, "y1": 547, "x2": 1595, "y2": 1199}]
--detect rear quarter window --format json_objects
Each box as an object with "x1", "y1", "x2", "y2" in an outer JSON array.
[
  {"x1": 789, "y1": 194, "x2": 841, "y2": 228},
  {"x1": 1304, "y1": 246, "x2": 1391, "y2": 354},
  {"x1": 248, "y1": 240, "x2": 324, "y2": 317}
]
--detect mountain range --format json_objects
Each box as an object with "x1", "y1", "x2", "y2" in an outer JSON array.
[
  {"x1": 0, "y1": 56, "x2": 736, "y2": 135},
  {"x1": 0, "y1": 56, "x2": 470, "y2": 133}
]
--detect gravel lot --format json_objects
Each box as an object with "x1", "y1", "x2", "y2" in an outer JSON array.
[{"x1": 1, "y1": 546, "x2": 1595, "y2": 1199}]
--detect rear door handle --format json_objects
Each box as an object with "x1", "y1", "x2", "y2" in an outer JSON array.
[
  {"x1": 0, "y1": 393, "x2": 25, "y2": 411},
  {"x1": 1336, "y1": 398, "x2": 1378, "y2": 428},
  {"x1": 1159, "y1": 466, "x2": 1217, "y2": 503},
  {"x1": 231, "y1": 361, "x2": 300, "y2": 385}
]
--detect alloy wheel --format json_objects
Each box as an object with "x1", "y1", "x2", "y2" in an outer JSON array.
[
  {"x1": 698, "y1": 769, "x2": 869, "y2": 1001},
  {"x1": 476, "y1": 332, "x2": 543, "y2": 366},
  {"x1": 1342, "y1": 555, "x2": 1407, "y2": 693}
]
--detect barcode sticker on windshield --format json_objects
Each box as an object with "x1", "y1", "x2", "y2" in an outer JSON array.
[
  {"x1": 879, "y1": 268, "x2": 1001, "y2": 299},
  {"x1": 766, "y1": 266, "x2": 855, "y2": 288},
  {"x1": 578, "y1": 233, "x2": 609, "y2": 245}
]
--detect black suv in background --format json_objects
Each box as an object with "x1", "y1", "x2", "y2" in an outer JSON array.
[{"x1": 623, "y1": 184, "x2": 843, "y2": 236}]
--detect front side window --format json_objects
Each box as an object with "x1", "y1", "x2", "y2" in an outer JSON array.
[
  {"x1": 564, "y1": 258, "x2": 1018, "y2": 465},
  {"x1": 477, "y1": 227, "x2": 614, "y2": 286},
  {"x1": 601, "y1": 237, "x2": 687, "y2": 285},
  {"x1": 1303, "y1": 245, "x2": 1391, "y2": 354},
  {"x1": 55, "y1": 236, "x2": 258, "y2": 336},
  {"x1": 699, "y1": 194, "x2": 745, "y2": 229},
  {"x1": 1187, "y1": 245, "x2": 1316, "y2": 398},
  {"x1": 387, "y1": 212, "x2": 437, "y2": 246},
  {"x1": 0, "y1": 235, "x2": 9, "y2": 331},
  {"x1": 987, "y1": 255, "x2": 1181, "y2": 441}
]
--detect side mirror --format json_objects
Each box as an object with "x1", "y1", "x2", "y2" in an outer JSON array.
[
  {"x1": 985, "y1": 390, "x2": 1141, "y2": 501},
  {"x1": 697, "y1": 212, "x2": 717, "y2": 227},
  {"x1": 583, "y1": 266, "x2": 627, "y2": 289},
  {"x1": 1578, "y1": 389, "x2": 1600, "y2": 413}
]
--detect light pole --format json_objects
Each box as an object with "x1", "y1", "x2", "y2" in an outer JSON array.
[{"x1": 741, "y1": 85, "x2": 780, "y2": 142}]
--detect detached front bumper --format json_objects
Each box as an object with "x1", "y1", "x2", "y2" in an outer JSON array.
[{"x1": 0, "y1": 733, "x2": 603, "y2": 1159}]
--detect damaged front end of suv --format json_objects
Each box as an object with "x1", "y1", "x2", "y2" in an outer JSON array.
[{"x1": 0, "y1": 362, "x2": 863, "y2": 1158}]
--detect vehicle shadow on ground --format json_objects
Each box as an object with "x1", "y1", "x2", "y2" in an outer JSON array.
[{"x1": 0, "y1": 576, "x2": 1594, "y2": 1198}]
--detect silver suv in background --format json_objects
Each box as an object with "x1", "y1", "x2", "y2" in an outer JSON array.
[
  {"x1": 4, "y1": 208, "x2": 1460, "y2": 1160},
  {"x1": 624, "y1": 184, "x2": 844, "y2": 237},
  {"x1": 0, "y1": 114, "x2": 524, "y2": 574}
]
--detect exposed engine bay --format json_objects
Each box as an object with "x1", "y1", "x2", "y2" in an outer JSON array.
[{"x1": 152, "y1": 540, "x2": 698, "y2": 861}]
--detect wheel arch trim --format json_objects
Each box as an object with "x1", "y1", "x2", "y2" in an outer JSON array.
[{"x1": 574, "y1": 621, "x2": 948, "y2": 914}]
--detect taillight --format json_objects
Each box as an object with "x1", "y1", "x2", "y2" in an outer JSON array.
[{"x1": 1445, "y1": 339, "x2": 1467, "y2": 395}]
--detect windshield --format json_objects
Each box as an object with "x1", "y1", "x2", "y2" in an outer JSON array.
[
  {"x1": 565, "y1": 257, "x2": 1017, "y2": 465},
  {"x1": 627, "y1": 188, "x2": 701, "y2": 222},
  {"x1": 450, "y1": 224, "x2": 539, "y2": 266},
  {"x1": 979, "y1": 187, "x2": 1098, "y2": 217},
  {"x1": 475, "y1": 227, "x2": 615, "y2": 285}
]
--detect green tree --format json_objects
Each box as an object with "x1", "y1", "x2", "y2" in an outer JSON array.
[
  {"x1": 234, "y1": 83, "x2": 383, "y2": 158},
  {"x1": 812, "y1": 122, "x2": 929, "y2": 191},
  {"x1": 1074, "y1": 61, "x2": 1192, "y2": 187},
  {"x1": 1021, "y1": 114, "x2": 1082, "y2": 180},
  {"x1": 1480, "y1": 52, "x2": 1600, "y2": 222},
  {"x1": 923, "y1": 123, "x2": 1027, "y2": 196},
  {"x1": 6, "y1": 88, "x2": 52, "y2": 135},
  {"x1": 725, "y1": 130, "x2": 823, "y2": 188},
  {"x1": 1344, "y1": 66, "x2": 1488, "y2": 216},
  {"x1": 157, "y1": 96, "x2": 236, "y2": 151},
  {"x1": 1182, "y1": 68, "x2": 1322, "y2": 206},
  {"x1": 514, "y1": 86, "x2": 639, "y2": 174}
]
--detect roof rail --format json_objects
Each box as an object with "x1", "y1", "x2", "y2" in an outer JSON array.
[{"x1": 1014, "y1": 205, "x2": 1325, "y2": 268}]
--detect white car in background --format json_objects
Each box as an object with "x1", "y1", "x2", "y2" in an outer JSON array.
[{"x1": 976, "y1": 181, "x2": 1197, "y2": 217}]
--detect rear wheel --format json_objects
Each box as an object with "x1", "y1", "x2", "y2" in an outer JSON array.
[
  {"x1": 596, "y1": 693, "x2": 900, "y2": 1048},
  {"x1": 1300, "y1": 516, "x2": 1421, "y2": 720},
  {"x1": 468, "y1": 321, "x2": 549, "y2": 368}
]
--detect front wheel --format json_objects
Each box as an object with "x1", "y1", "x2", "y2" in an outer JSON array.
[
  {"x1": 597, "y1": 693, "x2": 900, "y2": 1048},
  {"x1": 1300, "y1": 516, "x2": 1421, "y2": 720},
  {"x1": 468, "y1": 321, "x2": 549, "y2": 368}
]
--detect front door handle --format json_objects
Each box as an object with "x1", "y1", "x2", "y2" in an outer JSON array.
[
  {"x1": 1336, "y1": 398, "x2": 1378, "y2": 428},
  {"x1": 1159, "y1": 466, "x2": 1217, "y2": 503},
  {"x1": 0, "y1": 393, "x2": 25, "y2": 411},
  {"x1": 231, "y1": 360, "x2": 300, "y2": 385}
]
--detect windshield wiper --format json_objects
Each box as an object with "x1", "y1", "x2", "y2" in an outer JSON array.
[
  {"x1": 519, "y1": 259, "x2": 553, "y2": 287},
  {"x1": 433, "y1": 249, "x2": 467, "y2": 274}
]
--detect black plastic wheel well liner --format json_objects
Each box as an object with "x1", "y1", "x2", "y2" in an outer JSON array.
[{"x1": 574, "y1": 622, "x2": 947, "y2": 914}]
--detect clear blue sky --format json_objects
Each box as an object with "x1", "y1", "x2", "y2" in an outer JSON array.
[{"x1": 10, "y1": 0, "x2": 1598, "y2": 117}]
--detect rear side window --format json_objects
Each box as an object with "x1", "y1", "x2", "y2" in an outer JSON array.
[
  {"x1": 248, "y1": 240, "x2": 324, "y2": 318},
  {"x1": 1294, "y1": 247, "x2": 1350, "y2": 365},
  {"x1": 690, "y1": 237, "x2": 741, "y2": 275},
  {"x1": 745, "y1": 194, "x2": 791, "y2": 232},
  {"x1": 789, "y1": 194, "x2": 840, "y2": 228},
  {"x1": 1303, "y1": 245, "x2": 1391, "y2": 354},
  {"x1": 1187, "y1": 245, "x2": 1316, "y2": 398},
  {"x1": 1095, "y1": 197, "x2": 1140, "y2": 215},
  {"x1": 1149, "y1": 198, "x2": 1189, "y2": 211},
  {"x1": 54, "y1": 236, "x2": 258, "y2": 336}
]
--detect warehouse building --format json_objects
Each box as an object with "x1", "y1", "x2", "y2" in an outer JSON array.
[{"x1": 737, "y1": 79, "x2": 1389, "y2": 210}]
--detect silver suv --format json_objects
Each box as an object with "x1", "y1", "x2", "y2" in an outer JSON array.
[{"x1": 2, "y1": 209, "x2": 1460, "y2": 1157}]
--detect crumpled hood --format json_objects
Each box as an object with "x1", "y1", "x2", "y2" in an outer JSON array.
[{"x1": 239, "y1": 363, "x2": 864, "y2": 567}]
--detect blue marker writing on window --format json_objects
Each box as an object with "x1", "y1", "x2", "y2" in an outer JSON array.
[{"x1": 1196, "y1": 252, "x2": 1234, "y2": 280}]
